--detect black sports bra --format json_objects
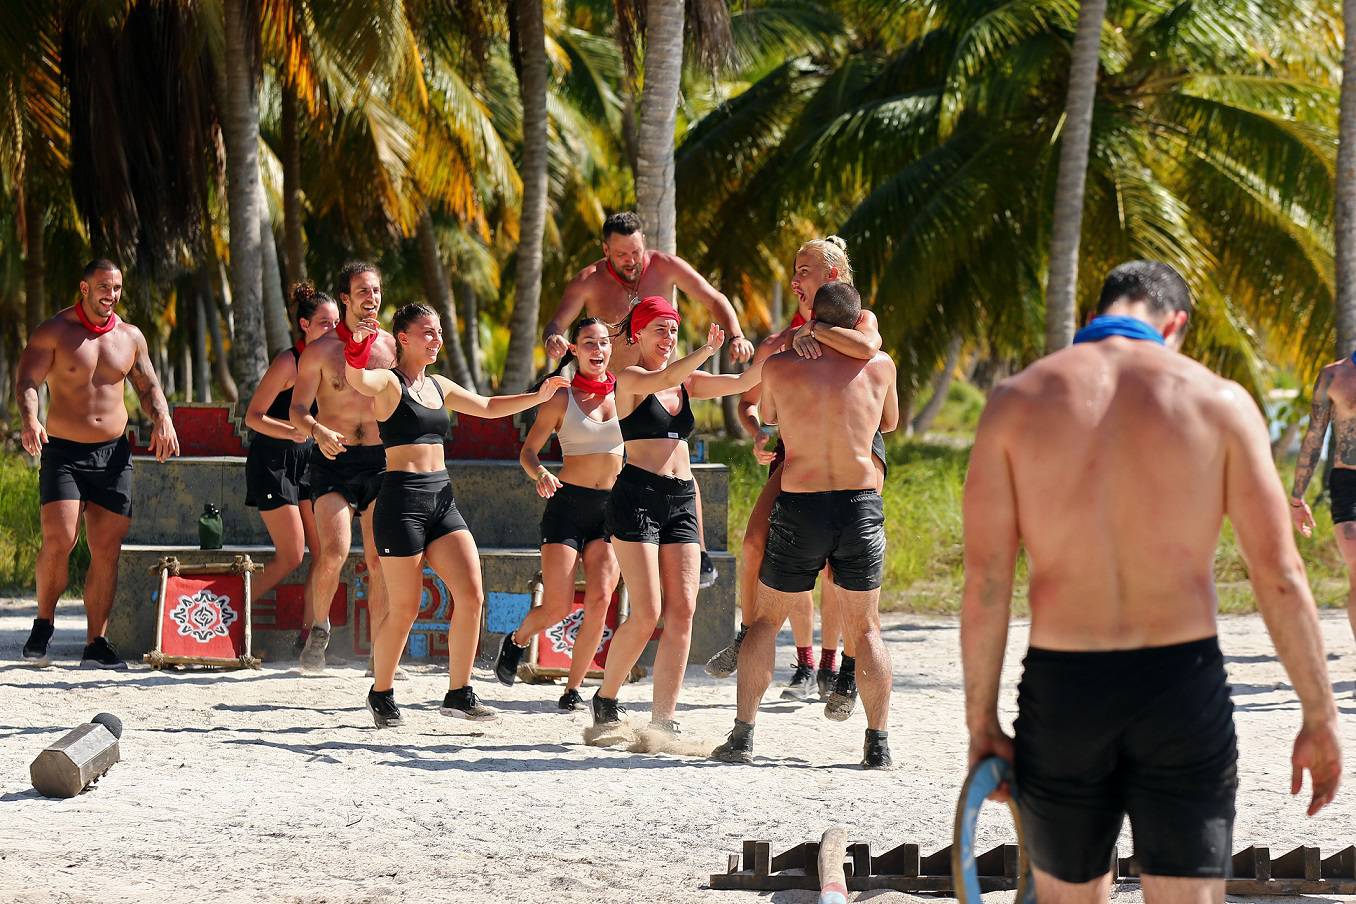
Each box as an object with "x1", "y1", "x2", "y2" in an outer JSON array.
[
  {"x1": 262, "y1": 347, "x2": 315, "y2": 430},
  {"x1": 619, "y1": 385, "x2": 695, "y2": 441},
  {"x1": 378, "y1": 371, "x2": 451, "y2": 448}
]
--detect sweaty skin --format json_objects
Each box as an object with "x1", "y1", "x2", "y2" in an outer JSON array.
[{"x1": 961, "y1": 302, "x2": 1341, "y2": 892}]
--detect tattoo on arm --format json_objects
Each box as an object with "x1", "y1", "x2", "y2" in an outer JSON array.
[
  {"x1": 1293, "y1": 372, "x2": 1333, "y2": 497},
  {"x1": 130, "y1": 346, "x2": 171, "y2": 421}
]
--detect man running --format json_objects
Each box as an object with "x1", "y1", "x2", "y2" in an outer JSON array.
[
  {"x1": 18, "y1": 259, "x2": 179, "y2": 668},
  {"x1": 711, "y1": 283, "x2": 898, "y2": 769},
  {"x1": 1288, "y1": 353, "x2": 1356, "y2": 644},
  {"x1": 543, "y1": 210, "x2": 755, "y2": 586},
  {"x1": 290, "y1": 261, "x2": 397, "y2": 672},
  {"x1": 962, "y1": 261, "x2": 1341, "y2": 903}
]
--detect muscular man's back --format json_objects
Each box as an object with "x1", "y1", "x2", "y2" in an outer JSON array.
[{"x1": 997, "y1": 339, "x2": 1235, "y2": 649}]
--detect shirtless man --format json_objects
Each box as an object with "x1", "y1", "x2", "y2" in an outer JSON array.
[
  {"x1": 962, "y1": 261, "x2": 1341, "y2": 904},
  {"x1": 290, "y1": 262, "x2": 398, "y2": 672},
  {"x1": 711, "y1": 283, "x2": 899, "y2": 769},
  {"x1": 1288, "y1": 354, "x2": 1356, "y2": 644},
  {"x1": 18, "y1": 259, "x2": 179, "y2": 668},
  {"x1": 543, "y1": 211, "x2": 755, "y2": 587}
]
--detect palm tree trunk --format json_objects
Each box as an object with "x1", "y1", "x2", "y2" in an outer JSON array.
[
  {"x1": 1336, "y1": 0, "x2": 1356, "y2": 358},
  {"x1": 718, "y1": 343, "x2": 743, "y2": 437},
  {"x1": 198, "y1": 265, "x2": 239, "y2": 403},
  {"x1": 1043, "y1": 0, "x2": 1106, "y2": 354},
  {"x1": 416, "y1": 210, "x2": 476, "y2": 389},
  {"x1": 910, "y1": 336, "x2": 963, "y2": 436},
  {"x1": 501, "y1": 0, "x2": 550, "y2": 393},
  {"x1": 635, "y1": 0, "x2": 684, "y2": 254},
  {"x1": 281, "y1": 80, "x2": 306, "y2": 288},
  {"x1": 22, "y1": 181, "x2": 44, "y2": 342},
  {"x1": 222, "y1": 0, "x2": 269, "y2": 396},
  {"x1": 459, "y1": 279, "x2": 484, "y2": 390},
  {"x1": 259, "y1": 182, "x2": 291, "y2": 353},
  {"x1": 193, "y1": 289, "x2": 211, "y2": 402}
]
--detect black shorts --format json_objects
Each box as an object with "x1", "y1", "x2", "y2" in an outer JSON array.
[
  {"x1": 541, "y1": 483, "x2": 611, "y2": 550},
  {"x1": 1014, "y1": 637, "x2": 1237, "y2": 883},
  {"x1": 770, "y1": 431, "x2": 888, "y2": 478},
  {"x1": 245, "y1": 436, "x2": 313, "y2": 511},
  {"x1": 39, "y1": 435, "x2": 134, "y2": 517},
  {"x1": 1329, "y1": 467, "x2": 1356, "y2": 524},
  {"x1": 372, "y1": 470, "x2": 468, "y2": 557},
  {"x1": 605, "y1": 464, "x2": 701, "y2": 545},
  {"x1": 307, "y1": 444, "x2": 385, "y2": 513},
  {"x1": 760, "y1": 489, "x2": 884, "y2": 592}
]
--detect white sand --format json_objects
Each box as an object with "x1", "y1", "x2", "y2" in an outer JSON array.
[{"x1": 0, "y1": 597, "x2": 1352, "y2": 904}]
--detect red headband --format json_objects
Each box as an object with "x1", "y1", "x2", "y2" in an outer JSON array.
[{"x1": 629, "y1": 296, "x2": 680, "y2": 341}]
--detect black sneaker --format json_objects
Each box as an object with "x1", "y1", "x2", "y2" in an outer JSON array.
[
  {"x1": 824, "y1": 669, "x2": 857, "y2": 721},
  {"x1": 698, "y1": 551, "x2": 718, "y2": 589},
  {"x1": 366, "y1": 686, "x2": 403, "y2": 729},
  {"x1": 704, "y1": 624, "x2": 747, "y2": 678},
  {"x1": 862, "y1": 729, "x2": 892, "y2": 770},
  {"x1": 22, "y1": 618, "x2": 54, "y2": 667},
  {"x1": 299, "y1": 625, "x2": 330, "y2": 674},
  {"x1": 710, "y1": 721, "x2": 754, "y2": 764},
  {"x1": 291, "y1": 627, "x2": 309, "y2": 659},
  {"x1": 780, "y1": 663, "x2": 814, "y2": 701},
  {"x1": 494, "y1": 633, "x2": 526, "y2": 686},
  {"x1": 590, "y1": 693, "x2": 628, "y2": 727},
  {"x1": 80, "y1": 637, "x2": 128, "y2": 670},
  {"x1": 816, "y1": 667, "x2": 837, "y2": 700},
  {"x1": 557, "y1": 688, "x2": 584, "y2": 712},
  {"x1": 440, "y1": 686, "x2": 499, "y2": 722}
]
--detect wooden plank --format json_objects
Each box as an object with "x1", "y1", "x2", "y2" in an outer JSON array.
[
  {"x1": 771, "y1": 842, "x2": 812, "y2": 874},
  {"x1": 919, "y1": 845, "x2": 952, "y2": 876},
  {"x1": 752, "y1": 841, "x2": 771, "y2": 877},
  {"x1": 974, "y1": 845, "x2": 1007, "y2": 877},
  {"x1": 1270, "y1": 846, "x2": 1320, "y2": 880},
  {"x1": 1322, "y1": 846, "x2": 1356, "y2": 880},
  {"x1": 1231, "y1": 846, "x2": 1271, "y2": 881},
  {"x1": 848, "y1": 842, "x2": 871, "y2": 880},
  {"x1": 871, "y1": 842, "x2": 919, "y2": 877}
]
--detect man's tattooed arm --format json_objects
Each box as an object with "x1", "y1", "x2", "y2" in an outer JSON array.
[{"x1": 1292, "y1": 369, "x2": 1334, "y2": 499}]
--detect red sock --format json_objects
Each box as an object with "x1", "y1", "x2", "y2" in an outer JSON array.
[
  {"x1": 818, "y1": 648, "x2": 837, "y2": 671},
  {"x1": 796, "y1": 646, "x2": 814, "y2": 667}
]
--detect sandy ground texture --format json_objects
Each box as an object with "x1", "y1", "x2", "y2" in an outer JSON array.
[{"x1": 0, "y1": 596, "x2": 1353, "y2": 904}]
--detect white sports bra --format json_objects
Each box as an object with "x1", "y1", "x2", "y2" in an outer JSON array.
[{"x1": 557, "y1": 389, "x2": 624, "y2": 457}]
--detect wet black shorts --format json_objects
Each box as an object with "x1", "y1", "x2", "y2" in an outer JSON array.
[
  {"x1": 760, "y1": 489, "x2": 884, "y2": 592},
  {"x1": 39, "y1": 435, "x2": 134, "y2": 517},
  {"x1": 541, "y1": 483, "x2": 611, "y2": 550},
  {"x1": 605, "y1": 464, "x2": 701, "y2": 546},
  {"x1": 1014, "y1": 637, "x2": 1237, "y2": 883},
  {"x1": 245, "y1": 436, "x2": 313, "y2": 511},
  {"x1": 1329, "y1": 468, "x2": 1356, "y2": 524},
  {"x1": 771, "y1": 430, "x2": 888, "y2": 479},
  {"x1": 307, "y1": 444, "x2": 385, "y2": 513},
  {"x1": 372, "y1": 470, "x2": 468, "y2": 557}
]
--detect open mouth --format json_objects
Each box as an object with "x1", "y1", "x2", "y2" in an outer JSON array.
[{"x1": 588, "y1": 356, "x2": 606, "y2": 367}]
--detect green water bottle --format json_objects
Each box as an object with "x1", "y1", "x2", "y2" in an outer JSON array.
[{"x1": 199, "y1": 503, "x2": 223, "y2": 550}]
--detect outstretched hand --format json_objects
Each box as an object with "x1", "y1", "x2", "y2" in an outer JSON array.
[
  {"x1": 704, "y1": 323, "x2": 726, "y2": 354},
  {"x1": 536, "y1": 375, "x2": 571, "y2": 399},
  {"x1": 350, "y1": 318, "x2": 381, "y2": 345},
  {"x1": 1291, "y1": 718, "x2": 1342, "y2": 816}
]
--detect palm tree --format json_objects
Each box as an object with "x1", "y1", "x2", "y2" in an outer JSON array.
[
  {"x1": 1044, "y1": 0, "x2": 1107, "y2": 353},
  {"x1": 1337, "y1": 0, "x2": 1356, "y2": 358},
  {"x1": 635, "y1": 0, "x2": 685, "y2": 253},
  {"x1": 501, "y1": 0, "x2": 550, "y2": 392}
]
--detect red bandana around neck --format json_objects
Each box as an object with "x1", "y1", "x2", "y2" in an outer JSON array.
[
  {"x1": 571, "y1": 370, "x2": 616, "y2": 397},
  {"x1": 75, "y1": 302, "x2": 119, "y2": 335},
  {"x1": 606, "y1": 256, "x2": 646, "y2": 298},
  {"x1": 294, "y1": 338, "x2": 307, "y2": 354},
  {"x1": 790, "y1": 312, "x2": 808, "y2": 330},
  {"x1": 337, "y1": 319, "x2": 377, "y2": 368}
]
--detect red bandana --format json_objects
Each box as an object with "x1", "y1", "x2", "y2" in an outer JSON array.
[
  {"x1": 629, "y1": 296, "x2": 681, "y2": 341},
  {"x1": 75, "y1": 303, "x2": 119, "y2": 335},
  {"x1": 571, "y1": 371, "x2": 616, "y2": 396},
  {"x1": 337, "y1": 320, "x2": 376, "y2": 368},
  {"x1": 294, "y1": 338, "x2": 306, "y2": 354},
  {"x1": 790, "y1": 312, "x2": 807, "y2": 330},
  {"x1": 605, "y1": 256, "x2": 647, "y2": 295}
]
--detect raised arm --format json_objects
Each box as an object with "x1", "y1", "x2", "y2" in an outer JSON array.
[
  {"x1": 1222, "y1": 385, "x2": 1340, "y2": 816},
  {"x1": 792, "y1": 308, "x2": 883, "y2": 361},
  {"x1": 1290, "y1": 367, "x2": 1334, "y2": 537},
  {"x1": 343, "y1": 363, "x2": 399, "y2": 400},
  {"x1": 544, "y1": 272, "x2": 590, "y2": 360},
  {"x1": 16, "y1": 322, "x2": 56, "y2": 455},
  {"x1": 127, "y1": 326, "x2": 179, "y2": 462},
  {"x1": 437, "y1": 374, "x2": 570, "y2": 419},
  {"x1": 688, "y1": 358, "x2": 763, "y2": 400},
  {"x1": 519, "y1": 389, "x2": 567, "y2": 498},
  {"x1": 616, "y1": 323, "x2": 725, "y2": 398},
  {"x1": 668, "y1": 254, "x2": 753, "y2": 363},
  {"x1": 959, "y1": 387, "x2": 1020, "y2": 791},
  {"x1": 246, "y1": 353, "x2": 306, "y2": 442}
]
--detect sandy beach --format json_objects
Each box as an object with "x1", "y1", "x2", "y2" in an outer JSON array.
[{"x1": 0, "y1": 597, "x2": 1352, "y2": 904}]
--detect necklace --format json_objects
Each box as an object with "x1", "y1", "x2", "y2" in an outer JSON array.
[{"x1": 605, "y1": 257, "x2": 646, "y2": 305}]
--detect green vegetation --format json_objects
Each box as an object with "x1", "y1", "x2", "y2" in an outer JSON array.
[{"x1": 0, "y1": 456, "x2": 88, "y2": 595}]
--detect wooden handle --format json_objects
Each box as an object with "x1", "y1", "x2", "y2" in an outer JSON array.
[{"x1": 818, "y1": 826, "x2": 849, "y2": 904}]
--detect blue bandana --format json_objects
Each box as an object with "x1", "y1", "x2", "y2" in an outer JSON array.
[{"x1": 1072, "y1": 315, "x2": 1165, "y2": 346}]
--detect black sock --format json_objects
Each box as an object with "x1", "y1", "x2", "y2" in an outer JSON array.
[
  {"x1": 840, "y1": 655, "x2": 856, "y2": 675},
  {"x1": 732, "y1": 719, "x2": 754, "y2": 740},
  {"x1": 866, "y1": 728, "x2": 887, "y2": 742}
]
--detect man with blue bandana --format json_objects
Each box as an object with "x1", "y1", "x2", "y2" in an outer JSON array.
[{"x1": 961, "y1": 261, "x2": 1340, "y2": 903}]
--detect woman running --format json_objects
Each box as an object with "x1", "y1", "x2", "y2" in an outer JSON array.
[
  {"x1": 588, "y1": 296, "x2": 762, "y2": 736},
  {"x1": 494, "y1": 318, "x2": 623, "y2": 711},
  {"x1": 343, "y1": 303, "x2": 568, "y2": 727},
  {"x1": 244, "y1": 283, "x2": 340, "y2": 651}
]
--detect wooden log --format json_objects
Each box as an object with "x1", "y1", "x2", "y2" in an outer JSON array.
[{"x1": 1270, "y1": 846, "x2": 1320, "y2": 880}]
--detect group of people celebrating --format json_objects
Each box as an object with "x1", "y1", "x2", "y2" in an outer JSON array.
[{"x1": 13, "y1": 209, "x2": 1348, "y2": 899}]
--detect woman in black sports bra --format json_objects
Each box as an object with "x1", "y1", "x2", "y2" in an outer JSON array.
[
  {"x1": 243, "y1": 283, "x2": 339, "y2": 635},
  {"x1": 344, "y1": 303, "x2": 568, "y2": 729},
  {"x1": 585, "y1": 296, "x2": 762, "y2": 738}
]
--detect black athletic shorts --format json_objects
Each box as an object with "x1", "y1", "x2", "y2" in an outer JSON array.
[
  {"x1": 39, "y1": 435, "x2": 134, "y2": 517},
  {"x1": 372, "y1": 470, "x2": 468, "y2": 557},
  {"x1": 1014, "y1": 637, "x2": 1237, "y2": 883},
  {"x1": 307, "y1": 444, "x2": 385, "y2": 513},
  {"x1": 760, "y1": 489, "x2": 884, "y2": 592},
  {"x1": 541, "y1": 483, "x2": 611, "y2": 549},
  {"x1": 1329, "y1": 467, "x2": 1356, "y2": 524},
  {"x1": 605, "y1": 464, "x2": 701, "y2": 545},
  {"x1": 770, "y1": 430, "x2": 889, "y2": 479},
  {"x1": 245, "y1": 436, "x2": 313, "y2": 511}
]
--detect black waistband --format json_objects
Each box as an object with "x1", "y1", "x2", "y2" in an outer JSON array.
[
  {"x1": 617, "y1": 463, "x2": 695, "y2": 493},
  {"x1": 330, "y1": 444, "x2": 386, "y2": 462},
  {"x1": 382, "y1": 470, "x2": 450, "y2": 491},
  {"x1": 46, "y1": 435, "x2": 126, "y2": 453},
  {"x1": 557, "y1": 482, "x2": 612, "y2": 499},
  {"x1": 1025, "y1": 635, "x2": 1221, "y2": 664},
  {"x1": 778, "y1": 488, "x2": 880, "y2": 501},
  {"x1": 1330, "y1": 467, "x2": 1356, "y2": 486}
]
